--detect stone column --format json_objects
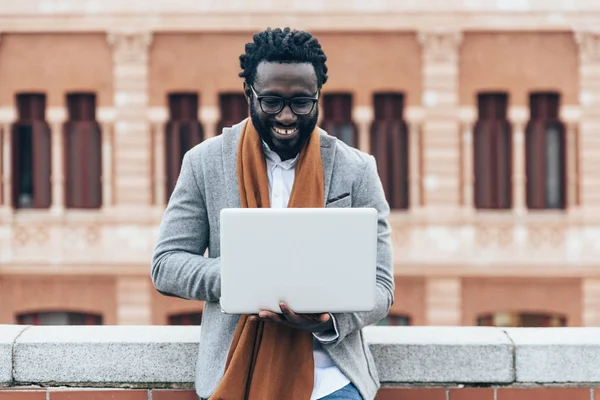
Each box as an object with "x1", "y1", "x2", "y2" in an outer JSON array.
[
  {"x1": 148, "y1": 107, "x2": 168, "y2": 208},
  {"x1": 200, "y1": 105, "x2": 220, "y2": 139},
  {"x1": 575, "y1": 31, "x2": 600, "y2": 209},
  {"x1": 508, "y1": 107, "x2": 528, "y2": 215},
  {"x1": 425, "y1": 277, "x2": 461, "y2": 326},
  {"x1": 583, "y1": 278, "x2": 600, "y2": 326},
  {"x1": 561, "y1": 106, "x2": 582, "y2": 211},
  {"x1": 48, "y1": 108, "x2": 66, "y2": 215},
  {"x1": 116, "y1": 276, "x2": 152, "y2": 325},
  {"x1": 98, "y1": 108, "x2": 116, "y2": 210},
  {"x1": 107, "y1": 31, "x2": 153, "y2": 207},
  {"x1": 0, "y1": 122, "x2": 10, "y2": 213},
  {"x1": 354, "y1": 106, "x2": 373, "y2": 154},
  {"x1": 417, "y1": 30, "x2": 462, "y2": 207},
  {"x1": 406, "y1": 107, "x2": 424, "y2": 210},
  {"x1": 459, "y1": 107, "x2": 476, "y2": 212}
]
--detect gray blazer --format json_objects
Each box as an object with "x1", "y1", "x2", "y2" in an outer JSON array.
[{"x1": 151, "y1": 119, "x2": 394, "y2": 400}]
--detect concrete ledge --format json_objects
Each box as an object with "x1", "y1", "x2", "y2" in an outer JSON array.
[
  {"x1": 0, "y1": 325, "x2": 28, "y2": 385},
  {"x1": 507, "y1": 327, "x2": 600, "y2": 383},
  {"x1": 363, "y1": 326, "x2": 514, "y2": 383},
  {"x1": 1, "y1": 326, "x2": 600, "y2": 387},
  {"x1": 13, "y1": 326, "x2": 200, "y2": 385}
]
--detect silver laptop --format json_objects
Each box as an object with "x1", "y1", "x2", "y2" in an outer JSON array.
[{"x1": 219, "y1": 207, "x2": 378, "y2": 315}]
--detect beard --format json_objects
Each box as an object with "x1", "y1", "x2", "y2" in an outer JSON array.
[{"x1": 249, "y1": 105, "x2": 319, "y2": 161}]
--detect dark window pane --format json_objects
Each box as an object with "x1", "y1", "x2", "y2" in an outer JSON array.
[
  {"x1": 217, "y1": 93, "x2": 248, "y2": 133},
  {"x1": 322, "y1": 93, "x2": 357, "y2": 147},
  {"x1": 477, "y1": 312, "x2": 566, "y2": 327},
  {"x1": 12, "y1": 93, "x2": 51, "y2": 209},
  {"x1": 371, "y1": 93, "x2": 409, "y2": 210},
  {"x1": 526, "y1": 92, "x2": 566, "y2": 210},
  {"x1": 65, "y1": 93, "x2": 102, "y2": 209},
  {"x1": 474, "y1": 93, "x2": 512, "y2": 210},
  {"x1": 168, "y1": 312, "x2": 202, "y2": 325},
  {"x1": 375, "y1": 314, "x2": 411, "y2": 326},
  {"x1": 16, "y1": 311, "x2": 103, "y2": 325},
  {"x1": 165, "y1": 93, "x2": 204, "y2": 202}
]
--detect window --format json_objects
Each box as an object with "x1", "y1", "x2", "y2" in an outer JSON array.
[
  {"x1": 375, "y1": 314, "x2": 411, "y2": 326},
  {"x1": 11, "y1": 93, "x2": 52, "y2": 209},
  {"x1": 473, "y1": 93, "x2": 512, "y2": 209},
  {"x1": 165, "y1": 93, "x2": 204, "y2": 202},
  {"x1": 16, "y1": 311, "x2": 103, "y2": 325},
  {"x1": 525, "y1": 92, "x2": 566, "y2": 210},
  {"x1": 64, "y1": 93, "x2": 102, "y2": 209},
  {"x1": 477, "y1": 312, "x2": 566, "y2": 327},
  {"x1": 370, "y1": 93, "x2": 410, "y2": 209},
  {"x1": 321, "y1": 93, "x2": 357, "y2": 147},
  {"x1": 168, "y1": 312, "x2": 202, "y2": 325},
  {"x1": 217, "y1": 93, "x2": 248, "y2": 134}
]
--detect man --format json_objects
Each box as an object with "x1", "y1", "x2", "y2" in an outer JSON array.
[{"x1": 151, "y1": 27, "x2": 394, "y2": 400}]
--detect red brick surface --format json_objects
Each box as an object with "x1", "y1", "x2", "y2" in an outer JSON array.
[
  {"x1": 375, "y1": 388, "x2": 447, "y2": 399},
  {"x1": 49, "y1": 390, "x2": 148, "y2": 400},
  {"x1": 152, "y1": 390, "x2": 198, "y2": 400},
  {"x1": 0, "y1": 391, "x2": 46, "y2": 400},
  {"x1": 449, "y1": 388, "x2": 494, "y2": 399},
  {"x1": 497, "y1": 388, "x2": 591, "y2": 400}
]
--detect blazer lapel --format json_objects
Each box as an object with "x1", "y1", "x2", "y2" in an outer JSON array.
[
  {"x1": 221, "y1": 119, "x2": 245, "y2": 208},
  {"x1": 319, "y1": 129, "x2": 336, "y2": 204}
]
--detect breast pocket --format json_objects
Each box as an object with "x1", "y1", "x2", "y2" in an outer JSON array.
[{"x1": 325, "y1": 193, "x2": 352, "y2": 208}]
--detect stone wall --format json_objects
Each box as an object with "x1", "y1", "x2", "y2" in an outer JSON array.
[{"x1": 1, "y1": 325, "x2": 600, "y2": 399}]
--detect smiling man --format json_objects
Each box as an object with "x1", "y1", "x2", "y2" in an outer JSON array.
[{"x1": 151, "y1": 27, "x2": 394, "y2": 400}]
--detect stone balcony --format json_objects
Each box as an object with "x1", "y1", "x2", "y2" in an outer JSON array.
[{"x1": 1, "y1": 325, "x2": 600, "y2": 399}]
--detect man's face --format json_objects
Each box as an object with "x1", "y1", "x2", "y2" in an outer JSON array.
[{"x1": 245, "y1": 61, "x2": 319, "y2": 161}]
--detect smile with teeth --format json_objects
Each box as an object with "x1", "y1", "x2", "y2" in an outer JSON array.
[{"x1": 273, "y1": 126, "x2": 298, "y2": 136}]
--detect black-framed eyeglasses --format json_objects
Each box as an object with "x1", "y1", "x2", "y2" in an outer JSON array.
[{"x1": 249, "y1": 84, "x2": 319, "y2": 115}]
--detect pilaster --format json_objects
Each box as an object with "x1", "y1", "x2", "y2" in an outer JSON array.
[
  {"x1": 354, "y1": 106, "x2": 373, "y2": 155},
  {"x1": 508, "y1": 106, "x2": 528, "y2": 215},
  {"x1": 47, "y1": 107, "x2": 66, "y2": 215},
  {"x1": 418, "y1": 30, "x2": 462, "y2": 207},
  {"x1": 583, "y1": 278, "x2": 600, "y2": 326},
  {"x1": 575, "y1": 31, "x2": 600, "y2": 208},
  {"x1": 425, "y1": 277, "x2": 461, "y2": 326},
  {"x1": 406, "y1": 107, "x2": 425, "y2": 211},
  {"x1": 116, "y1": 276, "x2": 152, "y2": 325},
  {"x1": 107, "y1": 31, "x2": 153, "y2": 207},
  {"x1": 458, "y1": 106, "x2": 476, "y2": 212}
]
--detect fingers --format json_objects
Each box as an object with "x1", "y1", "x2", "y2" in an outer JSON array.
[{"x1": 258, "y1": 310, "x2": 284, "y2": 323}]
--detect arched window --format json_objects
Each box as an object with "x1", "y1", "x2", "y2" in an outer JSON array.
[
  {"x1": 321, "y1": 93, "x2": 357, "y2": 148},
  {"x1": 477, "y1": 312, "x2": 566, "y2": 327},
  {"x1": 473, "y1": 92, "x2": 512, "y2": 210},
  {"x1": 165, "y1": 93, "x2": 204, "y2": 202},
  {"x1": 525, "y1": 92, "x2": 566, "y2": 210},
  {"x1": 64, "y1": 92, "x2": 102, "y2": 209},
  {"x1": 168, "y1": 312, "x2": 202, "y2": 325},
  {"x1": 370, "y1": 93, "x2": 409, "y2": 210},
  {"x1": 375, "y1": 314, "x2": 411, "y2": 326},
  {"x1": 217, "y1": 92, "x2": 248, "y2": 134},
  {"x1": 12, "y1": 93, "x2": 52, "y2": 209},
  {"x1": 16, "y1": 311, "x2": 103, "y2": 325}
]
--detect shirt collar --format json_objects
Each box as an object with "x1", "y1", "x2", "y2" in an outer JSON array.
[{"x1": 262, "y1": 141, "x2": 299, "y2": 169}]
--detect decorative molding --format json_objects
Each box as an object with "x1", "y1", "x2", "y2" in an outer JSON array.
[
  {"x1": 418, "y1": 30, "x2": 463, "y2": 63},
  {"x1": 575, "y1": 31, "x2": 600, "y2": 63},
  {"x1": 106, "y1": 31, "x2": 153, "y2": 64}
]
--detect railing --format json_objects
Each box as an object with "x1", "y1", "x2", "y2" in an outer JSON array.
[{"x1": 1, "y1": 326, "x2": 600, "y2": 398}]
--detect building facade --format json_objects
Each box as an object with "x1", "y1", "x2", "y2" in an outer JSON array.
[{"x1": 1, "y1": 0, "x2": 600, "y2": 328}]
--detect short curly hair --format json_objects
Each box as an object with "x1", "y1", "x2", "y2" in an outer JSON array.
[{"x1": 239, "y1": 27, "x2": 328, "y2": 88}]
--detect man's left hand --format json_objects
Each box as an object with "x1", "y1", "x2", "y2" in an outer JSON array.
[{"x1": 259, "y1": 302, "x2": 334, "y2": 333}]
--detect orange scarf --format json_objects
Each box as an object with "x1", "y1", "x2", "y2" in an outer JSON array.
[{"x1": 210, "y1": 119, "x2": 324, "y2": 399}]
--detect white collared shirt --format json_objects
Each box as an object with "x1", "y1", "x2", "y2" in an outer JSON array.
[{"x1": 262, "y1": 142, "x2": 351, "y2": 400}]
